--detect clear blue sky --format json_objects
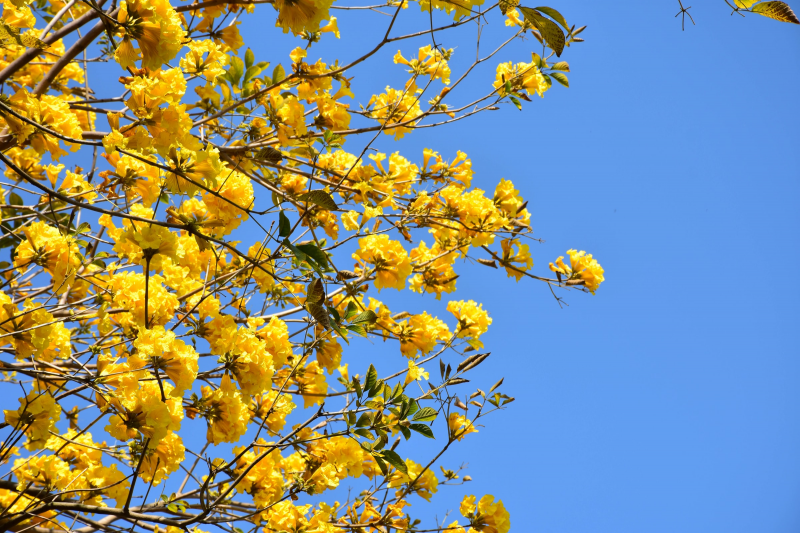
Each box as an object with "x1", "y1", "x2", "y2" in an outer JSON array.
[
  {"x1": 5, "y1": 2, "x2": 798, "y2": 532},
  {"x1": 252, "y1": 2, "x2": 798, "y2": 531}
]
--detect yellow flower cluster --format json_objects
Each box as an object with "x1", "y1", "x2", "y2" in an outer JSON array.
[
  {"x1": 549, "y1": 249, "x2": 606, "y2": 293},
  {"x1": 460, "y1": 494, "x2": 511, "y2": 533},
  {"x1": 494, "y1": 55, "x2": 550, "y2": 98},
  {"x1": 369, "y1": 85, "x2": 423, "y2": 140},
  {"x1": 201, "y1": 374, "x2": 251, "y2": 445},
  {"x1": 353, "y1": 234, "x2": 413, "y2": 291},
  {"x1": 14, "y1": 221, "x2": 80, "y2": 294},
  {"x1": 0, "y1": 0, "x2": 608, "y2": 529},
  {"x1": 447, "y1": 300, "x2": 492, "y2": 349},
  {"x1": 394, "y1": 45, "x2": 453, "y2": 85},
  {"x1": 114, "y1": 0, "x2": 185, "y2": 70},
  {"x1": 3, "y1": 390, "x2": 61, "y2": 450},
  {"x1": 133, "y1": 326, "x2": 199, "y2": 397},
  {"x1": 105, "y1": 379, "x2": 183, "y2": 447}
]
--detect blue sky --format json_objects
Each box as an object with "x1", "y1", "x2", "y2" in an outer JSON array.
[
  {"x1": 3, "y1": 1, "x2": 798, "y2": 532},
  {"x1": 257, "y1": 2, "x2": 799, "y2": 531}
]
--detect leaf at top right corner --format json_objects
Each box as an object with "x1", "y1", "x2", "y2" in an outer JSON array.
[{"x1": 751, "y1": 1, "x2": 800, "y2": 23}]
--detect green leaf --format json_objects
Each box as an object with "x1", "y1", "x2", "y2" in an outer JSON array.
[
  {"x1": 9, "y1": 193, "x2": 22, "y2": 206},
  {"x1": 228, "y1": 56, "x2": 245, "y2": 86},
  {"x1": 343, "y1": 301, "x2": 359, "y2": 320},
  {"x1": 350, "y1": 309, "x2": 377, "y2": 325},
  {"x1": 550, "y1": 61, "x2": 570, "y2": 72},
  {"x1": 364, "y1": 364, "x2": 378, "y2": 392},
  {"x1": 373, "y1": 454, "x2": 388, "y2": 476},
  {"x1": 550, "y1": 72, "x2": 569, "y2": 87},
  {"x1": 278, "y1": 211, "x2": 291, "y2": 237},
  {"x1": 380, "y1": 450, "x2": 408, "y2": 474},
  {"x1": 245, "y1": 48, "x2": 255, "y2": 70},
  {"x1": 297, "y1": 190, "x2": 339, "y2": 211},
  {"x1": 534, "y1": 6, "x2": 569, "y2": 31},
  {"x1": 306, "y1": 302, "x2": 330, "y2": 329},
  {"x1": 354, "y1": 428, "x2": 374, "y2": 440},
  {"x1": 353, "y1": 377, "x2": 363, "y2": 398},
  {"x1": 734, "y1": 0, "x2": 760, "y2": 7},
  {"x1": 244, "y1": 61, "x2": 270, "y2": 87},
  {"x1": 272, "y1": 64, "x2": 285, "y2": 84},
  {"x1": 255, "y1": 146, "x2": 283, "y2": 165},
  {"x1": 412, "y1": 407, "x2": 438, "y2": 422},
  {"x1": 295, "y1": 242, "x2": 328, "y2": 268},
  {"x1": 399, "y1": 425, "x2": 411, "y2": 440},
  {"x1": 368, "y1": 379, "x2": 384, "y2": 398},
  {"x1": 520, "y1": 7, "x2": 566, "y2": 57},
  {"x1": 330, "y1": 316, "x2": 349, "y2": 342},
  {"x1": 355, "y1": 413, "x2": 372, "y2": 427},
  {"x1": 509, "y1": 95, "x2": 522, "y2": 111},
  {"x1": 409, "y1": 423, "x2": 435, "y2": 439},
  {"x1": 346, "y1": 324, "x2": 367, "y2": 337},
  {"x1": 751, "y1": 1, "x2": 800, "y2": 23},
  {"x1": 306, "y1": 278, "x2": 325, "y2": 305}
]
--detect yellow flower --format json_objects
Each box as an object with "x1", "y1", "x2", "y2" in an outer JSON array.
[
  {"x1": 202, "y1": 168, "x2": 254, "y2": 235},
  {"x1": 46, "y1": 429, "x2": 103, "y2": 469},
  {"x1": 394, "y1": 45, "x2": 452, "y2": 84},
  {"x1": 2, "y1": 1, "x2": 37, "y2": 29},
  {"x1": 353, "y1": 234, "x2": 413, "y2": 291},
  {"x1": 251, "y1": 390, "x2": 296, "y2": 433},
  {"x1": 499, "y1": 239, "x2": 533, "y2": 281},
  {"x1": 105, "y1": 380, "x2": 183, "y2": 446},
  {"x1": 2, "y1": 90, "x2": 83, "y2": 159},
  {"x1": 219, "y1": 326, "x2": 275, "y2": 396},
  {"x1": 0, "y1": 298, "x2": 72, "y2": 362},
  {"x1": 180, "y1": 40, "x2": 229, "y2": 83},
  {"x1": 446, "y1": 300, "x2": 491, "y2": 349},
  {"x1": 316, "y1": 335, "x2": 343, "y2": 374},
  {"x1": 549, "y1": 249, "x2": 605, "y2": 293},
  {"x1": 409, "y1": 240, "x2": 458, "y2": 299},
  {"x1": 341, "y1": 210, "x2": 360, "y2": 231},
  {"x1": 136, "y1": 430, "x2": 185, "y2": 485},
  {"x1": 232, "y1": 439, "x2": 284, "y2": 507},
  {"x1": 404, "y1": 360, "x2": 429, "y2": 385},
  {"x1": 369, "y1": 85, "x2": 423, "y2": 140},
  {"x1": 417, "y1": 0, "x2": 486, "y2": 20},
  {"x1": 460, "y1": 494, "x2": 510, "y2": 533},
  {"x1": 246, "y1": 243, "x2": 276, "y2": 293},
  {"x1": 3, "y1": 390, "x2": 61, "y2": 450},
  {"x1": 87, "y1": 463, "x2": 130, "y2": 507},
  {"x1": 113, "y1": 204, "x2": 179, "y2": 270},
  {"x1": 217, "y1": 21, "x2": 244, "y2": 51},
  {"x1": 201, "y1": 374, "x2": 251, "y2": 445},
  {"x1": 273, "y1": 0, "x2": 335, "y2": 35},
  {"x1": 388, "y1": 459, "x2": 439, "y2": 501},
  {"x1": 493, "y1": 178, "x2": 526, "y2": 218},
  {"x1": 59, "y1": 170, "x2": 97, "y2": 203},
  {"x1": 494, "y1": 55, "x2": 549, "y2": 98},
  {"x1": 448, "y1": 412, "x2": 478, "y2": 440},
  {"x1": 394, "y1": 312, "x2": 451, "y2": 358},
  {"x1": 13, "y1": 454, "x2": 72, "y2": 490},
  {"x1": 133, "y1": 326, "x2": 199, "y2": 397},
  {"x1": 320, "y1": 16, "x2": 340, "y2": 38},
  {"x1": 106, "y1": 271, "x2": 179, "y2": 330},
  {"x1": 114, "y1": 0, "x2": 185, "y2": 70},
  {"x1": 14, "y1": 221, "x2": 80, "y2": 294}
]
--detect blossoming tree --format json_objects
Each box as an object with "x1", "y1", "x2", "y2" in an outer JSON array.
[{"x1": 0, "y1": 0, "x2": 795, "y2": 532}]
